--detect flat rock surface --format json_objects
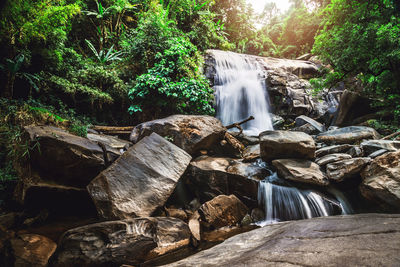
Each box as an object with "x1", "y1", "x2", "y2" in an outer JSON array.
[
  {"x1": 360, "y1": 140, "x2": 400, "y2": 155},
  {"x1": 315, "y1": 153, "x2": 352, "y2": 166},
  {"x1": 326, "y1": 157, "x2": 371, "y2": 182},
  {"x1": 315, "y1": 144, "x2": 353, "y2": 158},
  {"x1": 166, "y1": 214, "x2": 400, "y2": 266},
  {"x1": 316, "y1": 126, "x2": 380, "y2": 144},
  {"x1": 87, "y1": 133, "x2": 191, "y2": 219}
]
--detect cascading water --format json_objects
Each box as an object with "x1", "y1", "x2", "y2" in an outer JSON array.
[
  {"x1": 257, "y1": 172, "x2": 350, "y2": 226},
  {"x1": 211, "y1": 50, "x2": 274, "y2": 136}
]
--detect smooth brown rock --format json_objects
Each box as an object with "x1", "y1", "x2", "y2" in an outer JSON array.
[
  {"x1": 315, "y1": 153, "x2": 352, "y2": 167},
  {"x1": 361, "y1": 151, "x2": 400, "y2": 209},
  {"x1": 242, "y1": 144, "x2": 260, "y2": 161},
  {"x1": 272, "y1": 159, "x2": 328, "y2": 186},
  {"x1": 198, "y1": 195, "x2": 248, "y2": 229},
  {"x1": 202, "y1": 225, "x2": 258, "y2": 243},
  {"x1": 326, "y1": 157, "x2": 371, "y2": 182},
  {"x1": 316, "y1": 126, "x2": 380, "y2": 144},
  {"x1": 167, "y1": 214, "x2": 400, "y2": 267},
  {"x1": 130, "y1": 115, "x2": 226, "y2": 155},
  {"x1": 259, "y1": 131, "x2": 316, "y2": 161},
  {"x1": 87, "y1": 133, "x2": 192, "y2": 219},
  {"x1": 10, "y1": 234, "x2": 56, "y2": 267},
  {"x1": 50, "y1": 217, "x2": 191, "y2": 267},
  {"x1": 315, "y1": 144, "x2": 354, "y2": 158}
]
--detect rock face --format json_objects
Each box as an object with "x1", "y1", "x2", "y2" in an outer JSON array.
[
  {"x1": 295, "y1": 115, "x2": 325, "y2": 133},
  {"x1": 7, "y1": 234, "x2": 57, "y2": 267},
  {"x1": 167, "y1": 214, "x2": 400, "y2": 267},
  {"x1": 315, "y1": 153, "x2": 352, "y2": 167},
  {"x1": 129, "y1": 115, "x2": 226, "y2": 155},
  {"x1": 50, "y1": 217, "x2": 191, "y2": 266},
  {"x1": 326, "y1": 158, "x2": 371, "y2": 182},
  {"x1": 87, "y1": 133, "x2": 192, "y2": 219},
  {"x1": 315, "y1": 144, "x2": 353, "y2": 158},
  {"x1": 198, "y1": 195, "x2": 248, "y2": 229},
  {"x1": 272, "y1": 159, "x2": 328, "y2": 186},
  {"x1": 360, "y1": 140, "x2": 400, "y2": 155},
  {"x1": 186, "y1": 156, "x2": 268, "y2": 206},
  {"x1": 259, "y1": 131, "x2": 315, "y2": 161},
  {"x1": 361, "y1": 151, "x2": 400, "y2": 209},
  {"x1": 316, "y1": 126, "x2": 380, "y2": 144}
]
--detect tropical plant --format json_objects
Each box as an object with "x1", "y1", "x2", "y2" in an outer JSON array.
[{"x1": 85, "y1": 39, "x2": 124, "y2": 64}]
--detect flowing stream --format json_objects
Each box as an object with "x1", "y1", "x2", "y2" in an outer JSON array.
[{"x1": 211, "y1": 50, "x2": 273, "y2": 136}]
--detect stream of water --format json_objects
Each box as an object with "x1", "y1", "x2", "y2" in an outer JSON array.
[{"x1": 211, "y1": 50, "x2": 274, "y2": 136}]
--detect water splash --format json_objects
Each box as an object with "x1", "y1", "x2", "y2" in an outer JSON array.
[{"x1": 211, "y1": 50, "x2": 273, "y2": 136}]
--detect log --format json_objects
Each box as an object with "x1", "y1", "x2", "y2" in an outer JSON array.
[
  {"x1": 92, "y1": 126, "x2": 134, "y2": 132},
  {"x1": 225, "y1": 116, "x2": 255, "y2": 129}
]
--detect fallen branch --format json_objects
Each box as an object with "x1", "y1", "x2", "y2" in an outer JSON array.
[
  {"x1": 92, "y1": 126, "x2": 134, "y2": 132},
  {"x1": 225, "y1": 116, "x2": 255, "y2": 135},
  {"x1": 382, "y1": 131, "x2": 400, "y2": 140}
]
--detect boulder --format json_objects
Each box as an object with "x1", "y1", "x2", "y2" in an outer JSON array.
[
  {"x1": 201, "y1": 225, "x2": 257, "y2": 243},
  {"x1": 347, "y1": 145, "x2": 364, "y2": 157},
  {"x1": 361, "y1": 151, "x2": 400, "y2": 209},
  {"x1": 326, "y1": 158, "x2": 371, "y2": 182},
  {"x1": 49, "y1": 217, "x2": 191, "y2": 266},
  {"x1": 315, "y1": 144, "x2": 353, "y2": 157},
  {"x1": 167, "y1": 214, "x2": 400, "y2": 267},
  {"x1": 186, "y1": 156, "x2": 268, "y2": 206},
  {"x1": 272, "y1": 159, "x2": 328, "y2": 186},
  {"x1": 198, "y1": 195, "x2": 248, "y2": 229},
  {"x1": 259, "y1": 131, "x2": 315, "y2": 161},
  {"x1": 316, "y1": 126, "x2": 380, "y2": 144},
  {"x1": 292, "y1": 123, "x2": 321, "y2": 135},
  {"x1": 369, "y1": 149, "x2": 389, "y2": 159},
  {"x1": 87, "y1": 133, "x2": 192, "y2": 219},
  {"x1": 242, "y1": 144, "x2": 260, "y2": 162},
  {"x1": 360, "y1": 140, "x2": 400, "y2": 156},
  {"x1": 9, "y1": 234, "x2": 57, "y2": 267},
  {"x1": 129, "y1": 115, "x2": 226, "y2": 155},
  {"x1": 315, "y1": 153, "x2": 352, "y2": 167},
  {"x1": 295, "y1": 115, "x2": 325, "y2": 133}
]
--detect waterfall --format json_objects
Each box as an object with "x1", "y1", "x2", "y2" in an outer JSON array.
[
  {"x1": 211, "y1": 50, "x2": 274, "y2": 136},
  {"x1": 257, "y1": 173, "x2": 347, "y2": 226}
]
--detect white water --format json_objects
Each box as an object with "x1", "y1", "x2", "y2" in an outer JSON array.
[
  {"x1": 211, "y1": 50, "x2": 274, "y2": 136},
  {"x1": 257, "y1": 173, "x2": 345, "y2": 226}
]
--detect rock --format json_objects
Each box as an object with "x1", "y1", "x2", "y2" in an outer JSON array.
[
  {"x1": 167, "y1": 214, "x2": 400, "y2": 267},
  {"x1": 295, "y1": 115, "x2": 325, "y2": 133},
  {"x1": 250, "y1": 208, "x2": 265, "y2": 223},
  {"x1": 326, "y1": 157, "x2": 371, "y2": 182},
  {"x1": 87, "y1": 133, "x2": 192, "y2": 219},
  {"x1": 296, "y1": 53, "x2": 312, "y2": 61},
  {"x1": 315, "y1": 153, "x2": 352, "y2": 167},
  {"x1": 50, "y1": 217, "x2": 191, "y2": 266},
  {"x1": 347, "y1": 145, "x2": 364, "y2": 157},
  {"x1": 272, "y1": 159, "x2": 328, "y2": 186},
  {"x1": 165, "y1": 208, "x2": 187, "y2": 222},
  {"x1": 242, "y1": 144, "x2": 260, "y2": 161},
  {"x1": 315, "y1": 144, "x2": 354, "y2": 157},
  {"x1": 15, "y1": 125, "x2": 107, "y2": 205},
  {"x1": 9, "y1": 234, "x2": 57, "y2": 267},
  {"x1": 201, "y1": 225, "x2": 257, "y2": 243},
  {"x1": 87, "y1": 133, "x2": 132, "y2": 160},
  {"x1": 316, "y1": 126, "x2": 380, "y2": 144},
  {"x1": 369, "y1": 149, "x2": 389, "y2": 159},
  {"x1": 240, "y1": 214, "x2": 252, "y2": 226},
  {"x1": 360, "y1": 140, "x2": 400, "y2": 155},
  {"x1": 259, "y1": 131, "x2": 316, "y2": 161},
  {"x1": 188, "y1": 212, "x2": 201, "y2": 242},
  {"x1": 217, "y1": 132, "x2": 244, "y2": 158},
  {"x1": 186, "y1": 156, "x2": 267, "y2": 205},
  {"x1": 129, "y1": 115, "x2": 226, "y2": 155},
  {"x1": 292, "y1": 123, "x2": 321, "y2": 135},
  {"x1": 361, "y1": 151, "x2": 400, "y2": 209},
  {"x1": 270, "y1": 114, "x2": 285, "y2": 128},
  {"x1": 230, "y1": 133, "x2": 259, "y2": 146},
  {"x1": 198, "y1": 195, "x2": 248, "y2": 229}
]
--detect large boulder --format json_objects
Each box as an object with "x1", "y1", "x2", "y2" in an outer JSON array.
[
  {"x1": 360, "y1": 140, "x2": 400, "y2": 156},
  {"x1": 186, "y1": 156, "x2": 268, "y2": 206},
  {"x1": 259, "y1": 131, "x2": 316, "y2": 161},
  {"x1": 272, "y1": 159, "x2": 328, "y2": 186},
  {"x1": 49, "y1": 217, "x2": 191, "y2": 267},
  {"x1": 326, "y1": 158, "x2": 371, "y2": 182},
  {"x1": 167, "y1": 214, "x2": 400, "y2": 267},
  {"x1": 87, "y1": 133, "x2": 192, "y2": 219},
  {"x1": 129, "y1": 115, "x2": 226, "y2": 155},
  {"x1": 316, "y1": 126, "x2": 380, "y2": 144},
  {"x1": 361, "y1": 151, "x2": 400, "y2": 209},
  {"x1": 198, "y1": 195, "x2": 248, "y2": 229}
]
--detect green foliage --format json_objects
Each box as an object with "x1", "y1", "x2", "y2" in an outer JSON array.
[{"x1": 85, "y1": 39, "x2": 124, "y2": 64}]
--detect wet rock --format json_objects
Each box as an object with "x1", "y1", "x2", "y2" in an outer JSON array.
[
  {"x1": 316, "y1": 126, "x2": 380, "y2": 144},
  {"x1": 198, "y1": 195, "x2": 248, "y2": 229},
  {"x1": 315, "y1": 144, "x2": 354, "y2": 157},
  {"x1": 186, "y1": 156, "x2": 267, "y2": 205},
  {"x1": 292, "y1": 123, "x2": 321, "y2": 135},
  {"x1": 315, "y1": 153, "x2": 352, "y2": 167},
  {"x1": 250, "y1": 208, "x2": 265, "y2": 223},
  {"x1": 9, "y1": 234, "x2": 56, "y2": 267},
  {"x1": 271, "y1": 114, "x2": 285, "y2": 128},
  {"x1": 326, "y1": 157, "x2": 371, "y2": 182},
  {"x1": 361, "y1": 151, "x2": 400, "y2": 209},
  {"x1": 295, "y1": 115, "x2": 325, "y2": 133},
  {"x1": 360, "y1": 140, "x2": 400, "y2": 156},
  {"x1": 50, "y1": 217, "x2": 191, "y2": 267},
  {"x1": 129, "y1": 115, "x2": 226, "y2": 155},
  {"x1": 259, "y1": 131, "x2": 315, "y2": 161},
  {"x1": 167, "y1": 214, "x2": 400, "y2": 267},
  {"x1": 242, "y1": 144, "x2": 260, "y2": 162},
  {"x1": 87, "y1": 133, "x2": 192, "y2": 219},
  {"x1": 272, "y1": 159, "x2": 328, "y2": 186},
  {"x1": 347, "y1": 145, "x2": 364, "y2": 157},
  {"x1": 240, "y1": 214, "x2": 252, "y2": 226}
]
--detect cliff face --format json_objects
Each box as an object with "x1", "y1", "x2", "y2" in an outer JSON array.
[{"x1": 204, "y1": 50, "x2": 342, "y2": 122}]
